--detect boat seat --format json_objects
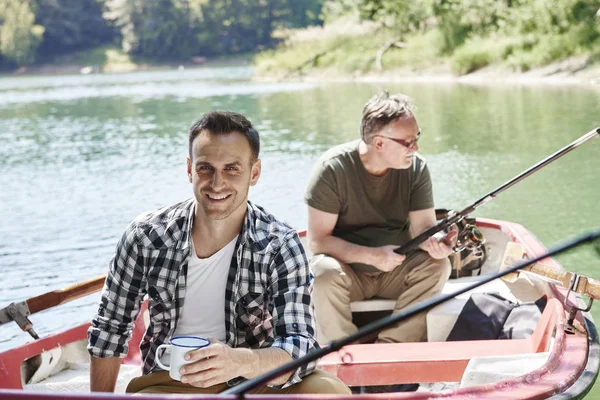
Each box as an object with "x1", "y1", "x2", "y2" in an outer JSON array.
[
  {"x1": 460, "y1": 351, "x2": 551, "y2": 388},
  {"x1": 317, "y1": 297, "x2": 560, "y2": 386},
  {"x1": 350, "y1": 298, "x2": 396, "y2": 312},
  {"x1": 350, "y1": 275, "x2": 517, "y2": 342}
]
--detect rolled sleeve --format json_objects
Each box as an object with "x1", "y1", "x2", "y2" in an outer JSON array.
[
  {"x1": 87, "y1": 224, "x2": 146, "y2": 358},
  {"x1": 268, "y1": 232, "x2": 318, "y2": 388}
]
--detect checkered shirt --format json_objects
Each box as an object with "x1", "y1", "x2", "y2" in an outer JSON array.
[{"x1": 87, "y1": 198, "x2": 317, "y2": 388}]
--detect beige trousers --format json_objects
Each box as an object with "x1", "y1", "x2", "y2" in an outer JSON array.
[
  {"x1": 126, "y1": 369, "x2": 351, "y2": 395},
  {"x1": 311, "y1": 250, "x2": 451, "y2": 344}
]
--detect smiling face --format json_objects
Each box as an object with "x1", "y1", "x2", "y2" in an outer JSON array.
[{"x1": 187, "y1": 130, "x2": 261, "y2": 221}]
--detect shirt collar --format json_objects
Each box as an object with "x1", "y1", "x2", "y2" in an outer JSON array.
[
  {"x1": 239, "y1": 200, "x2": 261, "y2": 247},
  {"x1": 183, "y1": 199, "x2": 262, "y2": 250}
]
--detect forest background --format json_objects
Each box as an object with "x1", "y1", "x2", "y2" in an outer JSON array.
[{"x1": 1, "y1": 0, "x2": 600, "y2": 78}]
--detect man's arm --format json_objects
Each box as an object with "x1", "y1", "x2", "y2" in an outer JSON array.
[
  {"x1": 88, "y1": 225, "x2": 146, "y2": 392},
  {"x1": 181, "y1": 341, "x2": 292, "y2": 387},
  {"x1": 408, "y1": 208, "x2": 455, "y2": 259},
  {"x1": 90, "y1": 356, "x2": 122, "y2": 392},
  {"x1": 308, "y1": 206, "x2": 405, "y2": 272},
  {"x1": 238, "y1": 347, "x2": 292, "y2": 385}
]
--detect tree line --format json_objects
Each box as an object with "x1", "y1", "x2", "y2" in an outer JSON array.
[
  {"x1": 2, "y1": 0, "x2": 598, "y2": 72},
  {"x1": 255, "y1": 0, "x2": 600, "y2": 77},
  {"x1": 349, "y1": 0, "x2": 599, "y2": 53},
  {"x1": 351, "y1": 0, "x2": 600, "y2": 73},
  {"x1": 0, "y1": 0, "x2": 323, "y2": 69}
]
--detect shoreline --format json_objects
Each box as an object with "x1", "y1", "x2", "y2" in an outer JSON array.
[
  {"x1": 254, "y1": 56, "x2": 600, "y2": 88},
  {"x1": 1, "y1": 56, "x2": 252, "y2": 77},
  {"x1": 4, "y1": 55, "x2": 600, "y2": 88}
]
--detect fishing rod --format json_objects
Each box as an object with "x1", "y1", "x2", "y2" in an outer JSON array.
[
  {"x1": 394, "y1": 127, "x2": 599, "y2": 255},
  {"x1": 224, "y1": 228, "x2": 600, "y2": 395}
]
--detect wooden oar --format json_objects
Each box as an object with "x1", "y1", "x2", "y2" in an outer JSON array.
[
  {"x1": 520, "y1": 264, "x2": 600, "y2": 300},
  {"x1": 26, "y1": 274, "x2": 107, "y2": 314},
  {"x1": 501, "y1": 242, "x2": 600, "y2": 300},
  {"x1": 0, "y1": 275, "x2": 107, "y2": 337}
]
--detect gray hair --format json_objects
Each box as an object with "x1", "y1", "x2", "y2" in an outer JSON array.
[{"x1": 360, "y1": 92, "x2": 414, "y2": 142}]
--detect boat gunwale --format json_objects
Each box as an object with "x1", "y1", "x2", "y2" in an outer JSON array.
[{"x1": 547, "y1": 313, "x2": 599, "y2": 400}]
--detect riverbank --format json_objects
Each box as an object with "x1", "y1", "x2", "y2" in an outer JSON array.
[
  {"x1": 253, "y1": 18, "x2": 600, "y2": 87},
  {"x1": 4, "y1": 43, "x2": 600, "y2": 88},
  {"x1": 2, "y1": 45, "x2": 252, "y2": 77},
  {"x1": 255, "y1": 55, "x2": 600, "y2": 87}
]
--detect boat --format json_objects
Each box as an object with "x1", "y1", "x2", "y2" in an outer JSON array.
[{"x1": 0, "y1": 218, "x2": 598, "y2": 399}]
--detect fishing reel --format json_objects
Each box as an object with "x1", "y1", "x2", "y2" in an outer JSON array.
[
  {"x1": 453, "y1": 223, "x2": 486, "y2": 256},
  {"x1": 436, "y1": 209, "x2": 487, "y2": 278}
]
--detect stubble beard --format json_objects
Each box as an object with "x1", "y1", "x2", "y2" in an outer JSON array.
[{"x1": 201, "y1": 189, "x2": 249, "y2": 221}]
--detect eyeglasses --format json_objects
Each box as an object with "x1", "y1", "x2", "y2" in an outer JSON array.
[{"x1": 378, "y1": 131, "x2": 421, "y2": 149}]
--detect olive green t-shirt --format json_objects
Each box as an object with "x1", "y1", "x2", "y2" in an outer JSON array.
[{"x1": 305, "y1": 140, "x2": 434, "y2": 272}]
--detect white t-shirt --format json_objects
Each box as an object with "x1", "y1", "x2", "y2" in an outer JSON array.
[{"x1": 173, "y1": 234, "x2": 238, "y2": 341}]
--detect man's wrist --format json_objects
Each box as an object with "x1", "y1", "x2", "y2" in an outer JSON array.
[
  {"x1": 234, "y1": 347, "x2": 258, "y2": 379},
  {"x1": 365, "y1": 247, "x2": 380, "y2": 267}
]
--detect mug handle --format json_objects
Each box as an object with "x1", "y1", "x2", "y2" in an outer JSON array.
[{"x1": 155, "y1": 343, "x2": 171, "y2": 371}]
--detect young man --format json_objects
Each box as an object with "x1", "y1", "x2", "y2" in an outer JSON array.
[
  {"x1": 305, "y1": 92, "x2": 455, "y2": 345},
  {"x1": 88, "y1": 111, "x2": 350, "y2": 395}
]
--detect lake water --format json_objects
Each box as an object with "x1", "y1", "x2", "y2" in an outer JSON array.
[{"x1": 0, "y1": 66, "x2": 599, "y2": 392}]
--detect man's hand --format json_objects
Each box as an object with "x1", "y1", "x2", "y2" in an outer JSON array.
[
  {"x1": 372, "y1": 245, "x2": 406, "y2": 272},
  {"x1": 425, "y1": 230, "x2": 457, "y2": 259},
  {"x1": 180, "y1": 339, "x2": 252, "y2": 388}
]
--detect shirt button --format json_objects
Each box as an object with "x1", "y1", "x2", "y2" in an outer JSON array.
[{"x1": 292, "y1": 323, "x2": 298, "y2": 329}]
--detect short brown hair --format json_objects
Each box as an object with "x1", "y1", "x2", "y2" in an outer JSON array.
[
  {"x1": 189, "y1": 111, "x2": 260, "y2": 162},
  {"x1": 360, "y1": 92, "x2": 414, "y2": 142}
]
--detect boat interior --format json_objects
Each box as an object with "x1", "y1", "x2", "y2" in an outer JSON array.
[{"x1": 0, "y1": 218, "x2": 592, "y2": 397}]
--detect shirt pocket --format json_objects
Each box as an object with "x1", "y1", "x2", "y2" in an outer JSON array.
[
  {"x1": 235, "y1": 291, "x2": 267, "y2": 331},
  {"x1": 148, "y1": 286, "x2": 175, "y2": 330}
]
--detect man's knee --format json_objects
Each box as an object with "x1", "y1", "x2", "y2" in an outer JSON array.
[
  {"x1": 311, "y1": 256, "x2": 348, "y2": 289},
  {"x1": 314, "y1": 268, "x2": 345, "y2": 289},
  {"x1": 293, "y1": 369, "x2": 351, "y2": 394}
]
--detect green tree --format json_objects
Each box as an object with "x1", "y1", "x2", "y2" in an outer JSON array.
[
  {"x1": 431, "y1": 0, "x2": 509, "y2": 52},
  {"x1": 356, "y1": 0, "x2": 433, "y2": 33},
  {"x1": 285, "y1": 0, "x2": 324, "y2": 28},
  {"x1": 33, "y1": 0, "x2": 116, "y2": 58},
  {"x1": 506, "y1": 0, "x2": 599, "y2": 36},
  {"x1": 105, "y1": 0, "x2": 324, "y2": 59},
  {"x1": 0, "y1": 0, "x2": 44, "y2": 66},
  {"x1": 105, "y1": 0, "x2": 205, "y2": 59},
  {"x1": 195, "y1": 0, "x2": 323, "y2": 55},
  {"x1": 195, "y1": 0, "x2": 275, "y2": 54}
]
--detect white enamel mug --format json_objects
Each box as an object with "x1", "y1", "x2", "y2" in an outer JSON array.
[{"x1": 155, "y1": 336, "x2": 210, "y2": 381}]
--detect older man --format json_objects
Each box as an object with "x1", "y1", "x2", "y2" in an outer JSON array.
[{"x1": 306, "y1": 92, "x2": 454, "y2": 345}]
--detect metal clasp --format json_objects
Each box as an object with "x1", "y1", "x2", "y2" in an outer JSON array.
[
  {"x1": 564, "y1": 274, "x2": 593, "y2": 334},
  {"x1": 0, "y1": 302, "x2": 39, "y2": 339}
]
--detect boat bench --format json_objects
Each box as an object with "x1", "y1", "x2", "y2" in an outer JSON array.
[
  {"x1": 316, "y1": 297, "x2": 559, "y2": 386},
  {"x1": 351, "y1": 275, "x2": 518, "y2": 342}
]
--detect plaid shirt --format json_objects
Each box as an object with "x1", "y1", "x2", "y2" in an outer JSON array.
[{"x1": 88, "y1": 199, "x2": 317, "y2": 388}]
